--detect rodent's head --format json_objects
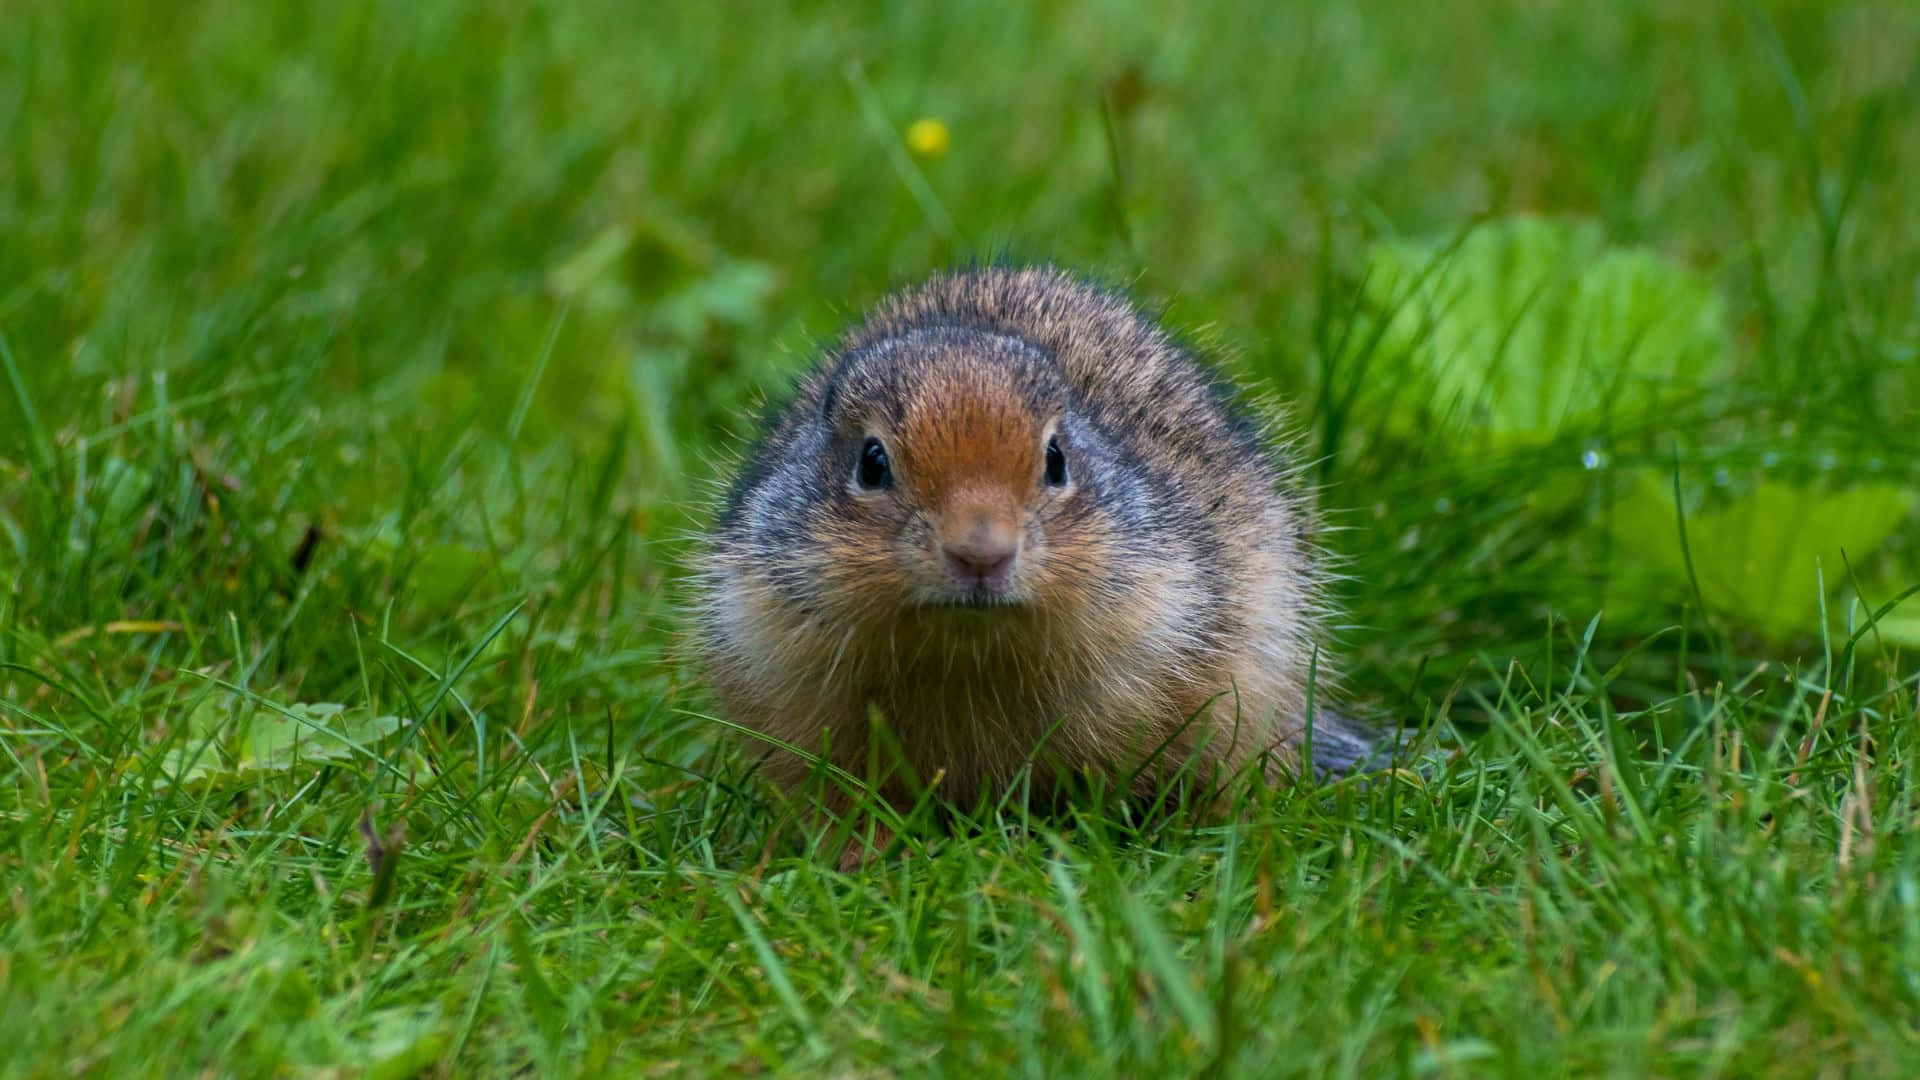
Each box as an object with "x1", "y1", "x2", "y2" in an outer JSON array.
[{"x1": 805, "y1": 324, "x2": 1101, "y2": 613}]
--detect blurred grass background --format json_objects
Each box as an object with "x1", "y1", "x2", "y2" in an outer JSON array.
[{"x1": 2, "y1": 0, "x2": 1918, "y2": 1074}]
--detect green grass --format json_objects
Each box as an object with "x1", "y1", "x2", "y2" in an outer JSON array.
[{"x1": 3, "y1": 0, "x2": 1919, "y2": 1074}]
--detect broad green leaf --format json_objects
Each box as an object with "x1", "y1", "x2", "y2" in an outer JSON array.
[
  {"x1": 1358, "y1": 217, "x2": 1728, "y2": 440},
  {"x1": 1610, "y1": 471, "x2": 1916, "y2": 640},
  {"x1": 157, "y1": 699, "x2": 408, "y2": 789}
]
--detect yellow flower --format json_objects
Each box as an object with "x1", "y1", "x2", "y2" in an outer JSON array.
[{"x1": 905, "y1": 118, "x2": 950, "y2": 162}]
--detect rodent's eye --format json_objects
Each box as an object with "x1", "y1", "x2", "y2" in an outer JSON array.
[
  {"x1": 1044, "y1": 436, "x2": 1068, "y2": 487},
  {"x1": 855, "y1": 436, "x2": 892, "y2": 491}
]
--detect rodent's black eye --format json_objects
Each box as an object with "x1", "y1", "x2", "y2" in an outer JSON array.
[
  {"x1": 856, "y1": 436, "x2": 892, "y2": 491},
  {"x1": 1044, "y1": 436, "x2": 1068, "y2": 487}
]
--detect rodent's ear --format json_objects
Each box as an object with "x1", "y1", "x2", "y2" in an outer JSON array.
[
  {"x1": 818, "y1": 344, "x2": 887, "y2": 430},
  {"x1": 819, "y1": 364, "x2": 847, "y2": 424}
]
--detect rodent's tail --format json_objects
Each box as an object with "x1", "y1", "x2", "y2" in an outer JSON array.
[{"x1": 1302, "y1": 711, "x2": 1400, "y2": 779}]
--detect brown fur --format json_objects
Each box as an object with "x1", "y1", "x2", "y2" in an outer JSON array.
[{"x1": 690, "y1": 266, "x2": 1369, "y2": 838}]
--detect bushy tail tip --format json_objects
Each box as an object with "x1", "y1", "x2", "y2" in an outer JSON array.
[{"x1": 1303, "y1": 710, "x2": 1402, "y2": 778}]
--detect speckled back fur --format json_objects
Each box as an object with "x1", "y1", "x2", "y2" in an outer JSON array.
[{"x1": 691, "y1": 265, "x2": 1375, "y2": 816}]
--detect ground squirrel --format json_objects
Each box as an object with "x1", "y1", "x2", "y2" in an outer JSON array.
[{"x1": 691, "y1": 265, "x2": 1381, "y2": 852}]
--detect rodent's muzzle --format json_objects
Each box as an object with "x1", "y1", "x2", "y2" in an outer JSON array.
[
  {"x1": 943, "y1": 532, "x2": 1016, "y2": 590},
  {"x1": 935, "y1": 492, "x2": 1022, "y2": 600}
]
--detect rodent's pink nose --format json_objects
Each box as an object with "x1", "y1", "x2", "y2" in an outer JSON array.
[{"x1": 943, "y1": 536, "x2": 1018, "y2": 587}]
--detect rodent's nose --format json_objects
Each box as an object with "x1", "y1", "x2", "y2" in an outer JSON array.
[{"x1": 943, "y1": 534, "x2": 1018, "y2": 587}]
